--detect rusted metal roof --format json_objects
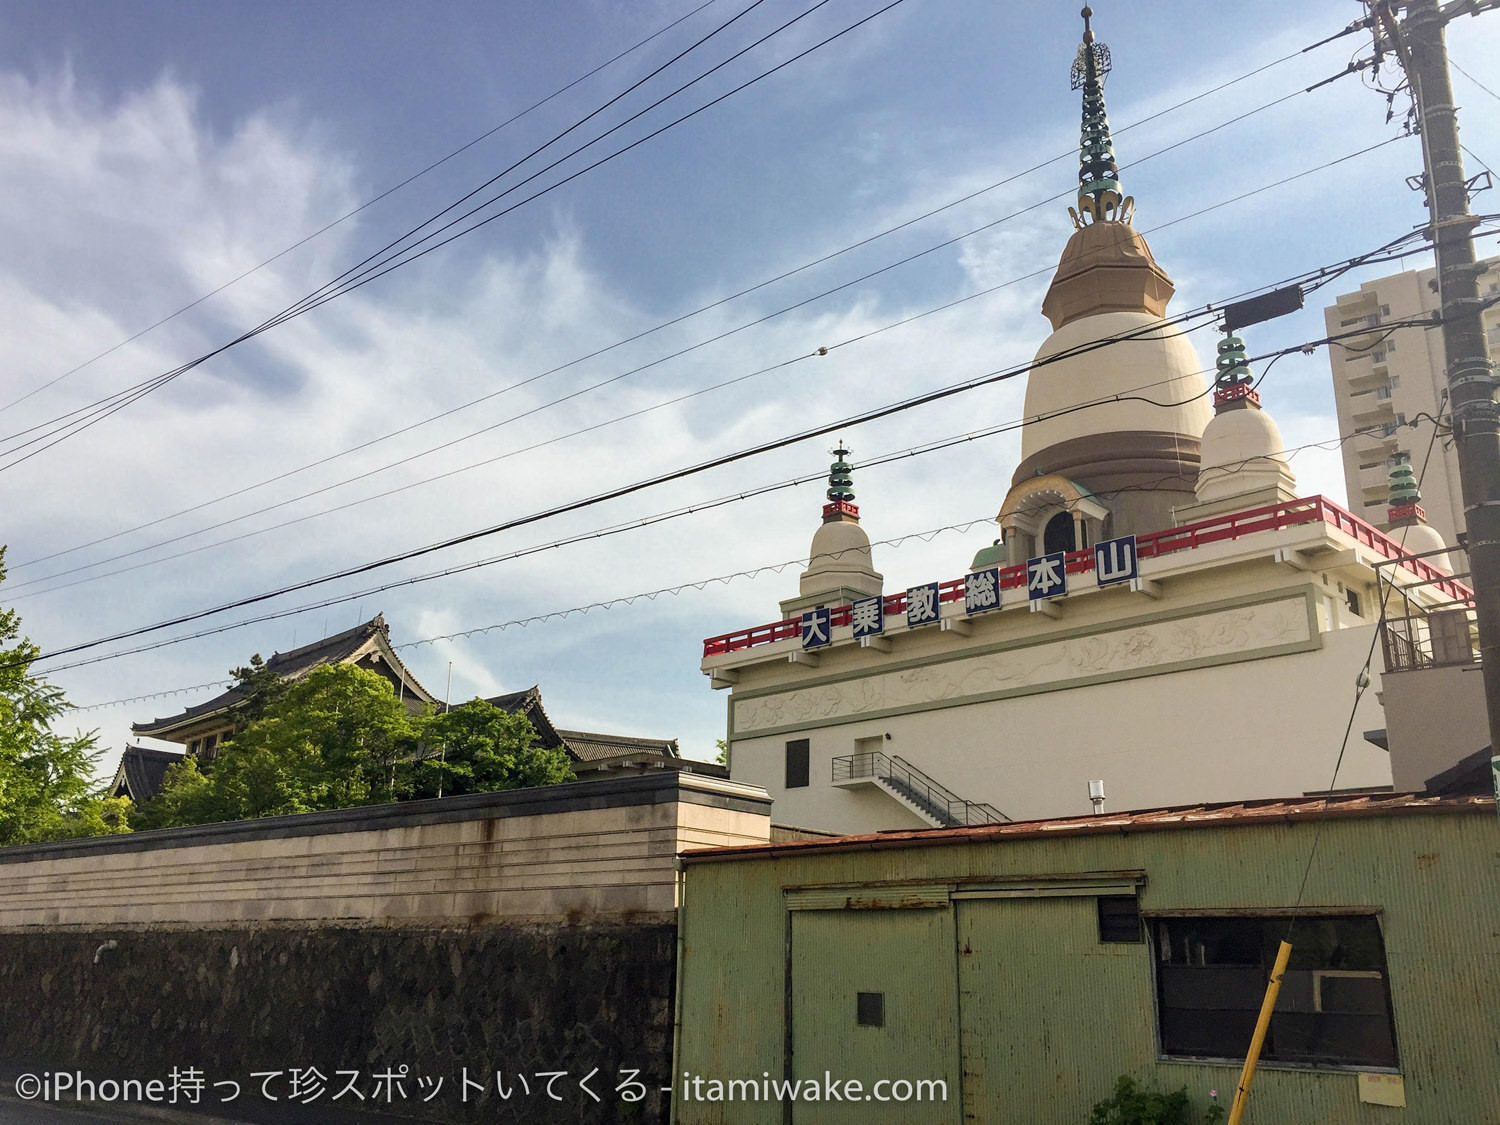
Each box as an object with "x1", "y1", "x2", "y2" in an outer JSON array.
[{"x1": 680, "y1": 791, "x2": 1494, "y2": 864}]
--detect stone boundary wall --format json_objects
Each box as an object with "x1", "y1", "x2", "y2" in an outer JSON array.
[
  {"x1": 0, "y1": 774, "x2": 772, "y2": 1123},
  {"x1": 0, "y1": 773, "x2": 771, "y2": 929},
  {"x1": 0, "y1": 921, "x2": 675, "y2": 1124}
]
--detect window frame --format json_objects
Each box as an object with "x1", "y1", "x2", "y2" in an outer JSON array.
[
  {"x1": 1146, "y1": 910, "x2": 1401, "y2": 1072},
  {"x1": 785, "y1": 739, "x2": 810, "y2": 789},
  {"x1": 1097, "y1": 894, "x2": 1144, "y2": 944}
]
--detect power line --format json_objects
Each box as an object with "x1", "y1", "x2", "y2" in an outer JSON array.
[
  {"x1": 7, "y1": 36, "x2": 1360, "y2": 578},
  {"x1": 12, "y1": 221, "x2": 1460, "y2": 620},
  {"x1": 0, "y1": 0, "x2": 899, "y2": 472},
  {"x1": 9, "y1": 134, "x2": 1416, "y2": 599},
  {"x1": 68, "y1": 679, "x2": 236, "y2": 715},
  {"x1": 11, "y1": 34, "x2": 1328, "y2": 583},
  {"x1": 1284, "y1": 389, "x2": 1449, "y2": 929},
  {"x1": 0, "y1": 6, "x2": 1363, "y2": 479},
  {"x1": 19, "y1": 289, "x2": 1461, "y2": 675},
  {"x1": 1449, "y1": 56, "x2": 1500, "y2": 103},
  {"x1": 60, "y1": 516, "x2": 998, "y2": 711},
  {"x1": 57, "y1": 405, "x2": 1448, "y2": 704},
  {"x1": 0, "y1": 0, "x2": 781, "y2": 456},
  {"x1": 0, "y1": 0, "x2": 727, "y2": 417}
]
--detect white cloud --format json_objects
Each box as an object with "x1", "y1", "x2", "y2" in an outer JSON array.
[{"x1": 14, "y1": 1, "x2": 1499, "y2": 773}]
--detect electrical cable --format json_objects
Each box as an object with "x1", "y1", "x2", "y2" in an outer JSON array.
[
  {"x1": 10, "y1": 36, "x2": 1332, "y2": 581},
  {"x1": 0, "y1": 11, "x2": 1370, "y2": 479},
  {"x1": 60, "y1": 514, "x2": 1001, "y2": 709},
  {"x1": 5, "y1": 259, "x2": 1446, "y2": 630},
  {"x1": 0, "y1": 0, "x2": 897, "y2": 471},
  {"x1": 1282, "y1": 389, "x2": 1447, "y2": 939},
  {"x1": 0, "y1": 0, "x2": 727, "y2": 416},
  {"x1": 15, "y1": 304, "x2": 1459, "y2": 675},
  {"x1": 1450, "y1": 57, "x2": 1500, "y2": 104},
  {"x1": 4, "y1": 262, "x2": 1433, "y2": 609},
  {"x1": 57, "y1": 411, "x2": 1451, "y2": 702},
  {"x1": 10, "y1": 134, "x2": 1414, "y2": 595}
]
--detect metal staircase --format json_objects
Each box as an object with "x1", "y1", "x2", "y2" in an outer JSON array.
[{"x1": 831, "y1": 751, "x2": 1008, "y2": 828}]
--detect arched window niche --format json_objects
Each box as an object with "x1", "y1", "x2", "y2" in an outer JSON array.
[{"x1": 996, "y1": 473, "x2": 1111, "y2": 568}]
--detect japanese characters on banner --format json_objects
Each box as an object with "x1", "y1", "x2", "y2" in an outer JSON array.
[
  {"x1": 851, "y1": 595, "x2": 884, "y2": 638},
  {"x1": 1025, "y1": 552, "x2": 1066, "y2": 600},
  {"x1": 800, "y1": 606, "x2": 831, "y2": 649},
  {"x1": 799, "y1": 535, "x2": 1140, "y2": 648},
  {"x1": 906, "y1": 582, "x2": 941, "y2": 627},
  {"x1": 965, "y1": 568, "x2": 1000, "y2": 614},
  {"x1": 1094, "y1": 533, "x2": 1138, "y2": 586}
]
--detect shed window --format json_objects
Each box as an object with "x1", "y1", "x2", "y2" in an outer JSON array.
[
  {"x1": 1153, "y1": 914, "x2": 1397, "y2": 1068},
  {"x1": 785, "y1": 739, "x2": 810, "y2": 789},
  {"x1": 856, "y1": 992, "x2": 884, "y2": 1027},
  {"x1": 1097, "y1": 895, "x2": 1143, "y2": 943}
]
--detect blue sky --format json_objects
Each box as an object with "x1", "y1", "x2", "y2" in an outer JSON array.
[{"x1": 1, "y1": 0, "x2": 1497, "y2": 767}]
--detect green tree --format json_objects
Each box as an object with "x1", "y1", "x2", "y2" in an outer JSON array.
[
  {"x1": 0, "y1": 548, "x2": 131, "y2": 846},
  {"x1": 228, "y1": 653, "x2": 288, "y2": 725},
  {"x1": 401, "y1": 698, "x2": 572, "y2": 800},
  {"x1": 128, "y1": 755, "x2": 224, "y2": 831},
  {"x1": 140, "y1": 668, "x2": 577, "y2": 829},
  {"x1": 143, "y1": 662, "x2": 419, "y2": 825}
]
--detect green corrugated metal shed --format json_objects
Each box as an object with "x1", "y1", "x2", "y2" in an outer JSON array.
[{"x1": 673, "y1": 793, "x2": 1500, "y2": 1124}]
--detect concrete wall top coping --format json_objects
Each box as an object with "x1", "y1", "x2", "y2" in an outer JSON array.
[{"x1": 0, "y1": 772, "x2": 772, "y2": 864}]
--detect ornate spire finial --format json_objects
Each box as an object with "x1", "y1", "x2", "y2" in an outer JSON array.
[
  {"x1": 1213, "y1": 330, "x2": 1260, "y2": 411},
  {"x1": 822, "y1": 442, "x2": 859, "y2": 522},
  {"x1": 1387, "y1": 450, "x2": 1427, "y2": 526},
  {"x1": 1067, "y1": 7, "x2": 1134, "y2": 230}
]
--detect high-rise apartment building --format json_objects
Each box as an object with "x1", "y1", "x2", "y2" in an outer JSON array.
[{"x1": 1324, "y1": 255, "x2": 1500, "y2": 550}]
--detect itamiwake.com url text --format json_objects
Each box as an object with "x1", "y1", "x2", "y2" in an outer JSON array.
[{"x1": 676, "y1": 1072, "x2": 947, "y2": 1104}]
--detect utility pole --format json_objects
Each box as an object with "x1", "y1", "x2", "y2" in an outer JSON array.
[{"x1": 1376, "y1": 0, "x2": 1500, "y2": 753}]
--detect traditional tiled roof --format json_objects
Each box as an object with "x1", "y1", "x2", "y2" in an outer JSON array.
[
  {"x1": 108, "y1": 745, "x2": 185, "y2": 804},
  {"x1": 133, "y1": 614, "x2": 433, "y2": 737},
  {"x1": 680, "y1": 791, "x2": 1494, "y2": 864},
  {"x1": 478, "y1": 689, "x2": 685, "y2": 769},
  {"x1": 556, "y1": 730, "x2": 681, "y2": 763},
  {"x1": 479, "y1": 687, "x2": 566, "y2": 750}
]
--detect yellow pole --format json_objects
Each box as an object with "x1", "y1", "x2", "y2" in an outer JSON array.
[{"x1": 1226, "y1": 940, "x2": 1292, "y2": 1125}]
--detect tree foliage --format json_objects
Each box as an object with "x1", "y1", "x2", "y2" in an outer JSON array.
[
  {"x1": 139, "y1": 666, "x2": 572, "y2": 828},
  {"x1": 128, "y1": 755, "x2": 219, "y2": 831},
  {"x1": 228, "y1": 653, "x2": 288, "y2": 724},
  {"x1": 402, "y1": 697, "x2": 573, "y2": 800},
  {"x1": 0, "y1": 548, "x2": 130, "y2": 846}
]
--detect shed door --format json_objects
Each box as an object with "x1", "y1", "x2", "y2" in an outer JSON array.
[
  {"x1": 956, "y1": 897, "x2": 1151, "y2": 1122},
  {"x1": 790, "y1": 908, "x2": 959, "y2": 1124}
]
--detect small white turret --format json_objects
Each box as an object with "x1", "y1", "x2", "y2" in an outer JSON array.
[
  {"x1": 1188, "y1": 333, "x2": 1297, "y2": 516},
  {"x1": 779, "y1": 444, "x2": 883, "y2": 618},
  {"x1": 1385, "y1": 451, "x2": 1451, "y2": 572}
]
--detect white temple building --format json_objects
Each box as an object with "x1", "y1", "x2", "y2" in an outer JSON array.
[{"x1": 700, "y1": 10, "x2": 1473, "y2": 835}]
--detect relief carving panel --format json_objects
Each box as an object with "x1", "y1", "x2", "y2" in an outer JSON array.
[{"x1": 734, "y1": 597, "x2": 1309, "y2": 733}]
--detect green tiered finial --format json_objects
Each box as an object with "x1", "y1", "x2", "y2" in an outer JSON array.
[
  {"x1": 821, "y1": 442, "x2": 861, "y2": 522},
  {"x1": 1068, "y1": 7, "x2": 1133, "y2": 228},
  {"x1": 1388, "y1": 452, "x2": 1421, "y2": 507},
  {"x1": 1386, "y1": 450, "x2": 1427, "y2": 526},
  {"x1": 826, "y1": 443, "x2": 855, "y2": 503},
  {"x1": 1213, "y1": 332, "x2": 1260, "y2": 410}
]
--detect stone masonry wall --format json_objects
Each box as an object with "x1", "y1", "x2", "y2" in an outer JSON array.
[{"x1": 0, "y1": 921, "x2": 675, "y2": 1124}]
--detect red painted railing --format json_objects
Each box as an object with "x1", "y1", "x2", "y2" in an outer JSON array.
[{"x1": 701, "y1": 496, "x2": 1474, "y2": 657}]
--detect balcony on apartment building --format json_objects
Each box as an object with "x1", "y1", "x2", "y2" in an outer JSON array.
[{"x1": 1375, "y1": 546, "x2": 1488, "y2": 790}]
